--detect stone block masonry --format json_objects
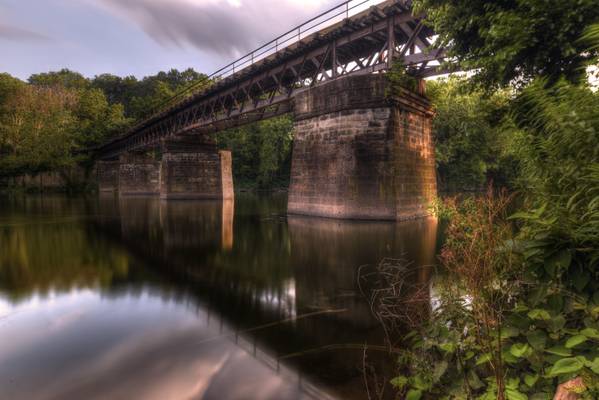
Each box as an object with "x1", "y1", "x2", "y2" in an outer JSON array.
[
  {"x1": 97, "y1": 160, "x2": 120, "y2": 192},
  {"x1": 118, "y1": 152, "x2": 161, "y2": 196},
  {"x1": 160, "y1": 136, "x2": 234, "y2": 200},
  {"x1": 288, "y1": 74, "x2": 437, "y2": 221}
]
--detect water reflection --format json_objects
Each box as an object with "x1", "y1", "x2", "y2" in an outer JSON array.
[
  {"x1": 0, "y1": 290, "x2": 321, "y2": 400},
  {"x1": 0, "y1": 194, "x2": 439, "y2": 400}
]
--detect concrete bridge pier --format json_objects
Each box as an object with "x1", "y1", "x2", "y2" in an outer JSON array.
[
  {"x1": 118, "y1": 152, "x2": 161, "y2": 196},
  {"x1": 288, "y1": 74, "x2": 437, "y2": 221},
  {"x1": 97, "y1": 160, "x2": 120, "y2": 192},
  {"x1": 159, "y1": 135, "x2": 234, "y2": 200}
]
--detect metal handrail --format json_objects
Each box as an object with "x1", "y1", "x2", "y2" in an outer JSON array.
[{"x1": 136, "y1": 0, "x2": 386, "y2": 125}]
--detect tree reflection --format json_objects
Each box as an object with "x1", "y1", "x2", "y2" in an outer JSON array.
[{"x1": 0, "y1": 194, "x2": 440, "y2": 400}]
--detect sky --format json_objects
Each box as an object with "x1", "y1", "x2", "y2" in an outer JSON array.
[{"x1": 0, "y1": 0, "x2": 342, "y2": 81}]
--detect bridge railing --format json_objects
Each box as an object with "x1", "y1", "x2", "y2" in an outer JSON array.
[{"x1": 138, "y1": 0, "x2": 389, "y2": 123}]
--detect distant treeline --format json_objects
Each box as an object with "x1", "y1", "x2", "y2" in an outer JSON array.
[
  {"x1": 0, "y1": 68, "x2": 294, "y2": 189},
  {"x1": 0, "y1": 69, "x2": 205, "y2": 177}
]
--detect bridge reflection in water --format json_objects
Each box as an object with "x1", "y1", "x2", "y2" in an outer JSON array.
[{"x1": 0, "y1": 194, "x2": 439, "y2": 400}]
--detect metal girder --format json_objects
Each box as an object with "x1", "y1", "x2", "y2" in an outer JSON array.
[{"x1": 96, "y1": 0, "x2": 446, "y2": 159}]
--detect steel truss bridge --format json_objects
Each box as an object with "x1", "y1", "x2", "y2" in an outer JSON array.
[{"x1": 96, "y1": 0, "x2": 447, "y2": 159}]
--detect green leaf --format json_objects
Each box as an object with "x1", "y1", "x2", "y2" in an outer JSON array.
[
  {"x1": 501, "y1": 326, "x2": 521, "y2": 340},
  {"x1": 476, "y1": 352, "x2": 492, "y2": 366},
  {"x1": 503, "y1": 348, "x2": 520, "y2": 364},
  {"x1": 547, "y1": 315, "x2": 566, "y2": 332},
  {"x1": 412, "y1": 376, "x2": 429, "y2": 391},
  {"x1": 406, "y1": 389, "x2": 422, "y2": 400},
  {"x1": 439, "y1": 342, "x2": 456, "y2": 354},
  {"x1": 565, "y1": 335, "x2": 588, "y2": 349},
  {"x1": 404, "y1": 330, "x2": 418, "y2": 340},
  {"x1": 468, "y1": 370, "x2": 485, "y2": 390},
  {"x1": 510, "y1": 343, "x2": 531, "y2": 358},
  {"x1": 506, "y1": 377, "x2": 520, "y2": 389},
  {"x1": 581, "y1": 328, "x2": 599, "y2": 339},
  {"x1": 530, "y1": 393, "x2": 551, "y2": 400},
  {"x1": 545, "y1": 346, "x2": 572, "y2": 357},
  {"x1": 589, "y1": 358, "x2": 599, "y2": 374},
  {"x1": 573, "y1": 270, "x2": 590, "y2": 292},
  {"x1": 544, "y1": 250, "x2": 571, "y2": 276},
  {"x1": 524, "y1": 373, "x2": 539, "y2": 387},
  {"x1": 528, "y1": 309, "x2": 551, "y2": 321},
  {"x1": 526, "y1": 330, "x2": 547, "y2": 350},
  {"x1": 390, "y1": 376, "x2": 408, "y2": 389},
  {"x1": 546, "y1": 295, "x2": 564, "y2": 314},
  {"x1": 506, "y1": 387, "x2": 528, "y2": 400},
  {"x1": 527, "y1": 286, "x2": 548, "y2": 307},
  {"x1": 548, "y1": 357, "x2": 584, "y2": 376},
  {"x1": 433, "y1": 361, "x2": 448, "y2": 383}
]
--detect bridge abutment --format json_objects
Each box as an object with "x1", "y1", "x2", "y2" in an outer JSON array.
[
  {"x1": 160, "y1": 136, "x2": 234, "y2": 200},
  {"x1": 288, "y1": 74, "x2": 437, "y2": 221},
  {"x1": 118, "y1": 152, "x2": 161, "y2": 196}
]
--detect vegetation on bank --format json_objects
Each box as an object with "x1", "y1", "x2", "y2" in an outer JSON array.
[
  {"x1": 392, "y1": 80, "x2": 599, "y2": 399},
  {"x1": 382, "y1": 0, "x2": 599, "y2": 397}
]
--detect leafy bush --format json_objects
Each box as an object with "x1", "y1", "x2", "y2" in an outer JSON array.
[
  {"x1": 394, "y1": 190, "x2": 522, "y2": 399},
  {"x1": 427, "y1": 78, "x2": 515, "y2": 191},
  {"x1": 393, "y1": 79, "x2": 599, "y2": 399}
]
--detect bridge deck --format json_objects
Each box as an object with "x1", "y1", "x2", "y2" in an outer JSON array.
[{"x1": 97, "y1": 0, "x2": 445, "y2": 159}]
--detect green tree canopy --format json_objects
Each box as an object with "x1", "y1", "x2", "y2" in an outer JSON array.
[
  {"x1": 414, "y1": 0, "x2": 599, "y2": 88},
  {"x1": 28, "y1": 69, "x2": 89, "y2": 89},
  {"x1": 91, "y1": 68, "x2": 209, "y2": 119},
  {"x1": 0, "y1": 72, "x2": 129, "y2": 177},
  {"x1": 218, "y1": 116, "x2": 294, "y2": 189}
]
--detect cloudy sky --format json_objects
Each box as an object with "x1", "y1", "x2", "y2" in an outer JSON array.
[{"x1": 0, "y1": 0, "x2": 341, "y2": 80}]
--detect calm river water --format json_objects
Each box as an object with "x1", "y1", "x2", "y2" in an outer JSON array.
[{"x1": 0, "y1": 194, "x2": 440, "y2": 400}]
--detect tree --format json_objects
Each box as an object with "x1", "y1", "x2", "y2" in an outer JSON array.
[
  {"x1": 91, "y1": 68, "x2": 209, "y2": 119},
  {"x1": 414, "y1": 0, "x2": 599, "y2": 89},
  {"x1": 75, "y1": 88, "x2": 129, "y2": 147},
  {"x1": 91, "y1": 74, "x2": 139, "y2": 114},
  {"x1": 0, "y1": 72, "x2": 129, "y2": 178},
  {"x1": 1, "y1": 68, "x2": 212, "y2": 178},
  {"x1": 28, "y1": 69, "x2": 89, "y2": 89},
  {"x1": 427, "y1": 77, "x2": 514, "y2": 191},
  {"x1": 0, "y1": 83, "x2": 79, "y2": 175},
  {"x1": 218, "y1": 116, "x2": 294, "y2": 189}
]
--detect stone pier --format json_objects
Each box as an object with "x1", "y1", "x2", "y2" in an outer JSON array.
[
  {"x1": 118, "y1": 152, "x2": 161, "y2": 196},
  {"x1": 160, "y1": 136, "x2": 234, "y2": 200},
  {"x1": 288, "y1": 74, "x2": 437, "y2": 221},
  {"x1": 97, "y1": 160, "x2": 120, "y2": 192}
]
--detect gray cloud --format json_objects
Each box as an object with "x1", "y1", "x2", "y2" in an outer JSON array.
[
  {"x1": 0, "y1": 23, "x2": 51, "y2": 42},
  {"x1": 95, "y1": 0, "x2": 334, "y2": 58}
]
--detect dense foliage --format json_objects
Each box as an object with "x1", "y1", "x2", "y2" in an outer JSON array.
[
  {"x1": 413, "y1": 0, "x2": 599, "y2": 89},
  {"x1": 28, "y1": 68, "x2": 209, "y2": 120},
  {"x1": 91, "y1": 68, "x2": 209, "y2": 119},
  {"x1": 503, "y1": 80, "x2": 599, "y2": 397},
  {"x1": 388, "y1": 18, "x2": 599, "y2": 400},
  {"x1": 427, "y1": 78, "x2": 515, "y2": 191},
  {"x1": 218, "y1": 116, "x2": 294, "y2": 190},
  {"x1": 0, "y1": 73, "x2": 128, "y2": 177},
  {"x1": 394, "y1": 78, "x2": 599, "y2": 400}
]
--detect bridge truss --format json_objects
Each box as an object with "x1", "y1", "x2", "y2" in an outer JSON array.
[{"x1": 97, "y1": 0, "x2": 446, "y2": 159}]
